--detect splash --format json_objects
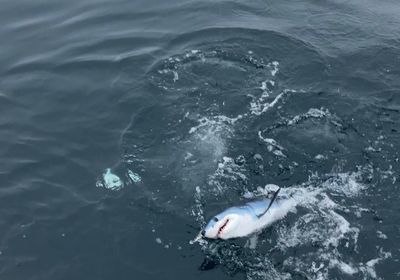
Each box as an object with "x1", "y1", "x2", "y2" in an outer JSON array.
[{"x1": 193, "y1": 168, "x2": 391, "y2": 280}]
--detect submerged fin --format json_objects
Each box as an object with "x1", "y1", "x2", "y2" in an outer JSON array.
[{"x1": 256, "y1": 187, "x2": 281, "y2": 218}]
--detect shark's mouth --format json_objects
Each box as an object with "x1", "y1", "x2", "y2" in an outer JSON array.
[{"x1": 217, "y1": 219, "x2": 229, "y2": 237}]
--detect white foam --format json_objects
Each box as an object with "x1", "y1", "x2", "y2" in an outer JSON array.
[
  {"x1": 127, "y1": 169, "x2": 141, "y2": 183},
  {"x1": 269, "y1": 61, "x2": 279, "y2": 76},
  {"x1": 315, "y1": 154, "x2": 327, "y2": 160},
  {"x1": 330, "y1": 259, "x2": 358, "y2": 275},
  {"x1": 377, "y1": 230, "x2": 388, "y2": 239},
  {"x1": 358, "y1": 248, "x2": 392, "y2": 278},
  {"x1": 258, "y1": 133, "x2": 283, "y2": 149},
  {"x1": 184, "y1": 152, "x2": 193, "y2": 161},
  {"x1": 96, "y1": 168, "x2": 124, "y2": 190},
  {"x1": 287, "y1": 107, "x2": 332, "y2": 126},
  {"x1": 260, "y1": 80, "x2": 269, "y2": 91},
  {"x1": 172, "y1": 70, "x2": 179, "y2": 82},
  {"x1": 188, "y1": 115, "x2": 239, "y2": 161},
  {"x1": 322, "y1": 172, "x2": 366, "y2": 197},
  {"x1": 188, "y1": 115, "x2": 242, "y2": 134},
  {"x1": 250, "y1": 90, "x2": 286, "y2": 116},
  {"x1": 247, "y1": 61, "x2": 284, "y2": 116},
  {"x1": 207, "y1": 156, "x2": 247, "y2": 193},
  {"x1": 354, "y1": 206, "x2": 370, "y2": 218},
  {"x1": 258, "y1": 132, "x2": 286, "y2": 157}
]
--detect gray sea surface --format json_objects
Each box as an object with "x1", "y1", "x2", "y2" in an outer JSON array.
[{"x1": 1, "y1": 0, "x2": 400, "y2": 279}]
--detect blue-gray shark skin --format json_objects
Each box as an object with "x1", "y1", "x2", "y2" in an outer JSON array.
[{"x1": 202, "y1": 198, "x2": 295, "y2": 240}]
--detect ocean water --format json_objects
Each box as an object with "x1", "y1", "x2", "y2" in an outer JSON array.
[{"x1": 1, "y1": 0, "x2": 400, "y2": 279}]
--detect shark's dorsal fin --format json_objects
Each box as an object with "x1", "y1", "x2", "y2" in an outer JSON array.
[{"x1": 256, "y1": 187, "x2": 281, "y2": 218}]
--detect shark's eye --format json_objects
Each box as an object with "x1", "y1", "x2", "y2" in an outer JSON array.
[{"x1": 213, "y1": 217, "x2": 219, "y2": 222}]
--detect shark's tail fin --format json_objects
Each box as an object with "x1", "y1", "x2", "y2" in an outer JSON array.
[{"x1": 257, "y1": 187, "x2": 281, "y2": 218}]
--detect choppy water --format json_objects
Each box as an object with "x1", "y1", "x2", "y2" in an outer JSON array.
[{"x1": 1, "y1": 1, "x2": 400, "y2": 279}]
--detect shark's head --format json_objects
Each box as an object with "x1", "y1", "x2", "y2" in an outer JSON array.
[{"x1": 202, "y1": 211, "x2": 241, "y2": 240}]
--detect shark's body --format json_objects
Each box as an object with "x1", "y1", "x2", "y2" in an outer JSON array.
[{"x1": 201, "y1": 190, "x2": 295, "y2": 240}]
